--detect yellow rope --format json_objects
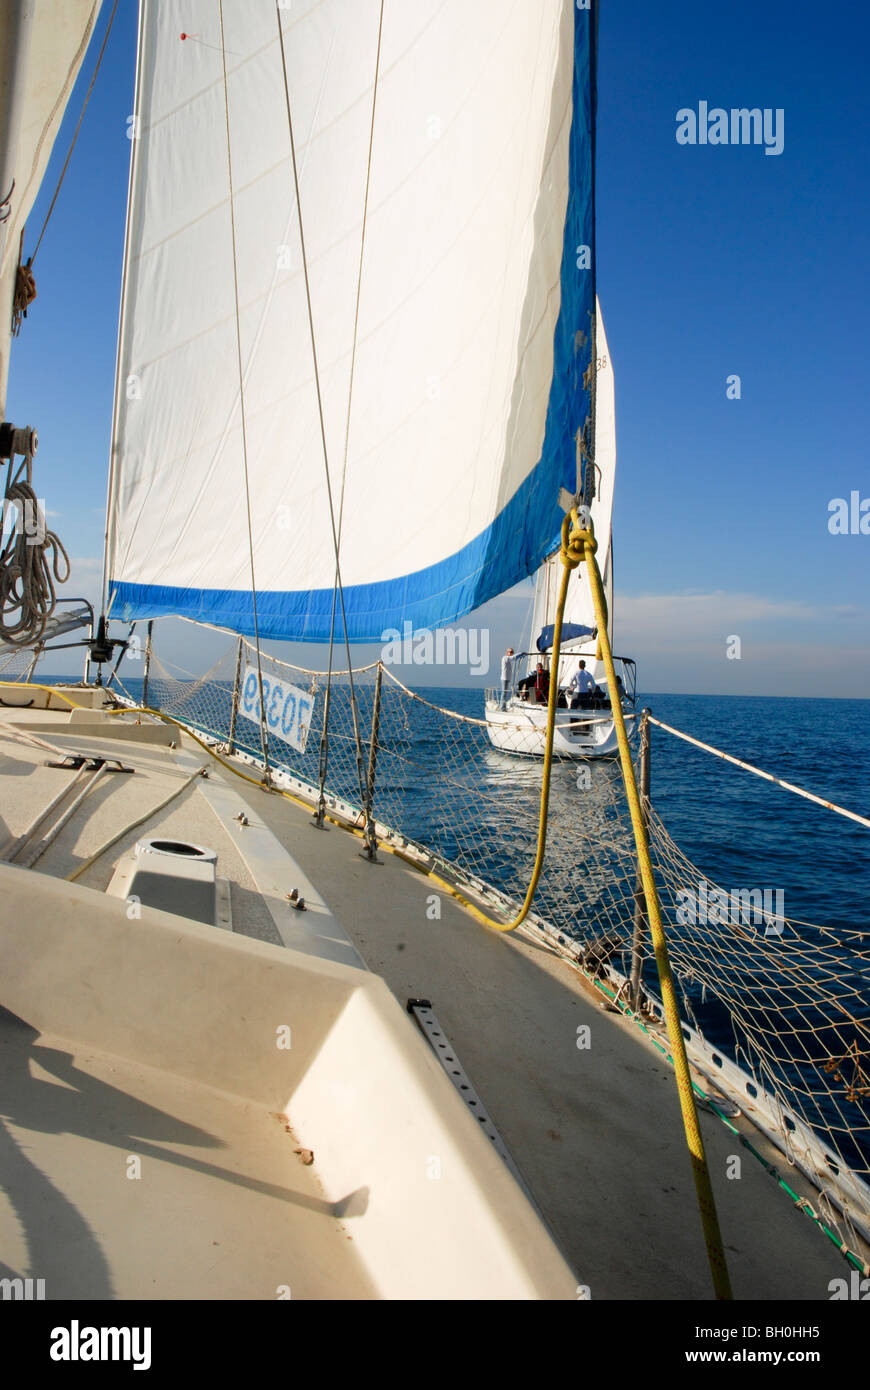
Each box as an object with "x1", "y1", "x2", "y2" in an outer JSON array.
[
  {"x1": 564, "y1": 509, "x2": 733, "y2": 1301},
  {"x1": 486, "y1": 559, "x2": 573, "y2": 931}
]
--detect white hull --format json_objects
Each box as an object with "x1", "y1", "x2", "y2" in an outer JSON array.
[{"x1": 484, "y1": 698, "x2": 636, "y2": 758}]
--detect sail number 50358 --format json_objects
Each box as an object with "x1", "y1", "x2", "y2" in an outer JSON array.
[{"x1": 239, "y1": 665, "x2": 313, "y2": 753}]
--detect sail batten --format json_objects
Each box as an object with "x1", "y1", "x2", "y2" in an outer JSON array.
[{"x1": 107, "y1": 0, "x2": 595, "y2": 641}]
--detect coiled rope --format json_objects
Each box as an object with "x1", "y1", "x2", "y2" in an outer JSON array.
[
  {"x1": 0, "y1": 453, "x2": 70, "y2": 644},
  {"x1": 11, "y1": 245, "x2": 36, "y2": 336}
]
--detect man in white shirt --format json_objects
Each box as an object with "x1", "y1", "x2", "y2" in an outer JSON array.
[
  {"x1": 500, "y1": 648, "x2": 515, "y2": 708},
  {"x1": 566, "y1": 659, "x2": 597, "y2": 710}
]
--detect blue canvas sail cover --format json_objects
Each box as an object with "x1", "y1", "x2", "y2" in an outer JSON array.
[
  {"x1": 536, "y1": 622, "x2": 595, "y2": 653},
  {"x1": 106, "y1": 0, "x2": 596, "y2": 642}
]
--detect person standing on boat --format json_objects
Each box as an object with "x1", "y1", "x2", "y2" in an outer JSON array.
[
  {"x1": 566, "y1": 660, "x2": 597, "y2": 710},
  {"x1": 500, "y1": 647, "x2": 515, "y2": 708}
]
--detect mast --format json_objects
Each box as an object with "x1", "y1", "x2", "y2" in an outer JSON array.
[
  {"x1": 530, "y1": 295, "x2": 616, "y2": 675},
  {"x1": 586, "y1": 0, "x2": 599, "y2": 513},
  {"x1": 529, "y1": 0, "x2": 600, "y2": 681}
]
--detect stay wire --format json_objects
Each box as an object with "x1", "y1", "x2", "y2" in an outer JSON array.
[
  {"x1": 274, "y1": 1, "x2": 381, "y2": 831},
  {"x1": 218, "y1": 1, "x2": 270, "y2": 783}
]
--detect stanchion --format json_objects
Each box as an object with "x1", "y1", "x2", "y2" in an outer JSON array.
[
  {"x1": 226, "y1": 635, "x2": 243, "y2": 755},
  {"x1": 630, "y1": 708, "x2": 651, "y2": 1009}
]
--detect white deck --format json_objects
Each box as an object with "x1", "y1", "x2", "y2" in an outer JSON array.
[
  {"x1": 0, "y1": 690, "x2": 860, "y2": 1300},
  {"x1": 0, "y1": 1011, "x2": 377, "y2": 1300}
]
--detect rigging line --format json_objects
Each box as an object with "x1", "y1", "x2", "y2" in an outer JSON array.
[
  {"x1": 218, "y1": 0, "x2": 270, "y2": 784},
  {"x1": 335, "y1": 0, "x2": 385, "y2": 549},
  {"x1": 586, "y1": 3, "x2": 599, "y2": 513},
  {"x1": 101, "y1": 0, "x2": 148, "y2": 620},
  {"x1": 576, "y1": 8, "x2": 600, "y2": 515},
  {"x1": 114, "y1": 33, "x2": 337, "y2": 597},
  {"x1": 568, "y1": 508, "x2": 732, "y2": 1300},
  {"x1": 29, "y1": 0, "x2": 120, "y2": 266},
  {"x1": 274, "y1": 1, "x2": 375, "y2": 829},
  {"x1": 646, "y1": 716, "x2": 870, "y2": 831},
  {"x1": 320, "y1": 0, "x2": 384, "y2": 837}
]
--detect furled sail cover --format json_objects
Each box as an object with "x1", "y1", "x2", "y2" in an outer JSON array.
[
  {"x1": 0, "y1": 0, "x2": 103, "y2": 414},
  {"x1": 107, "y1": 0, "x2": 595, "y2": 641},
  {"x1": 536, "y1": 622, "x2": 594, "y2": 653},
  {"x1": 529, "y1": 298, "x2": 615, "y2": 648}
]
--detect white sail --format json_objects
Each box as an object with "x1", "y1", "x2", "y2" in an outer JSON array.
[
  {"x1": 106, "y1": 0, "x2": 597, "y2": 642},
  {"x1": 529, "y1": 296, "x2": 615, "y2": 666},
  {"x1": 0, "y1": 0, "x2": 103, "y2": 414}
]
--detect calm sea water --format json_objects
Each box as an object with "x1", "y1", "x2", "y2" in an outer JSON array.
[{"x1": 434, "y1": 688, "x2": 870, "y2": 935}]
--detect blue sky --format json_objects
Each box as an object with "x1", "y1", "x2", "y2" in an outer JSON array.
[{"x1": 6, "y1": 0, "x2": 870, "y2": 694}]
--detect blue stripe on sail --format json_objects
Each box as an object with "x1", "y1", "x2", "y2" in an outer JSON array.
[
  {"x1": 109, "y1": 458, "x2": 566, "y2": 641},
  {"x1": 109, "y1": 8, "x2": 594, "y2": 644}
]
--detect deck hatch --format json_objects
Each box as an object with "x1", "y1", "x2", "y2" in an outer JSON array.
[{"x1": 107, "y1": 837, "x2": 219, "y2": 926}]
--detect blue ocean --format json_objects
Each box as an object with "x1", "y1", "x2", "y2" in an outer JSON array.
[{"x1": 436, "y1": 688, "x2": 870, "y2": 936}]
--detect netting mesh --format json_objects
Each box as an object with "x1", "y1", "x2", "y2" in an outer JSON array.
[
  {"x1": 0, "y1": 645, "x2": 33, "y2": 679},
  {"x1": 110, "y1": 635, "x2": 870, "y2": 1238},
  {"x1": 648, "y1": 807, "x2": 870, "y2": 1192}
]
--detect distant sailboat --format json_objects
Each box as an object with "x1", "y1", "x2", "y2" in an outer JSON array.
[{"x1": 485, "y1": 301, "x2": 638, "y2": 757}]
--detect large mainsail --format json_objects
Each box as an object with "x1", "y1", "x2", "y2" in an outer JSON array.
[
  {"x1": 529, "y1": 296, "x2": 614, "y2": 654},
  {"x1": 106, "y1": 0, "x2": 596, "y2": 642}
]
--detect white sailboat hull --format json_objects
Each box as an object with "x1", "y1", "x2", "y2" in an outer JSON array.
[{"x1": 484, "y1": 698, "x2": 636, "y2": 758}]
